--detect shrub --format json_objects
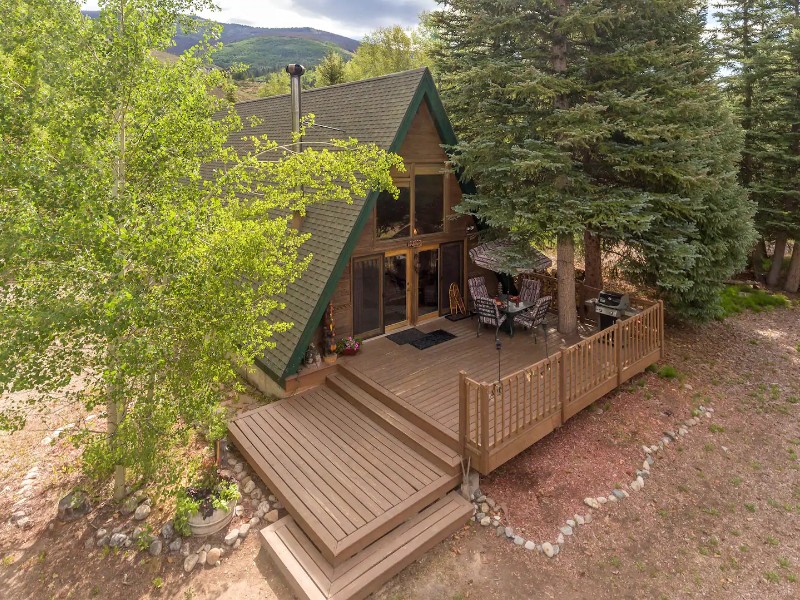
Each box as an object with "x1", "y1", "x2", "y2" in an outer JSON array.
[{"x1": 656, "y1": 365, "x2": 679, "y2": 379}]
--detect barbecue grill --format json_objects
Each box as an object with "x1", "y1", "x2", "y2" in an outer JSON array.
[{"x1": 595, "y1": 291, "x2": 631, "y2": 330}]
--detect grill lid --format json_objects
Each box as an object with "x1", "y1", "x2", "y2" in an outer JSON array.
[{"x1": 597, "y1": 291, "x2": 630, "y2": 310}]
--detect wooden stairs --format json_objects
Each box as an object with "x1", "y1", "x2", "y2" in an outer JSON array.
[{"x1": 228, "y1": 366, "x2": 471, "y2": 600}]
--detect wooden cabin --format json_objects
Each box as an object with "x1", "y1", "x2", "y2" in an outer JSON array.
[{"x1": 227, "y1": 69, "x2": 666, "y2": 600}]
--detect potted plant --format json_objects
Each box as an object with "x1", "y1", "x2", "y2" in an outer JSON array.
[
  {"x1": 174, "y1": 456, "x2": 240, "y2": 537},
  {"x1": 336, "y1": 336, "x2": 362, "y2": 356}
]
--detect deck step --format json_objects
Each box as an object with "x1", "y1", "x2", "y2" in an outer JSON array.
[
  {"x1": 338, "y1": 366, "x2": 460, "y2": 452},
  {"x1": 327, "y1": 373, "x2": 461, "y2": 476},
  {"x1": 260, "y1": 492, "x2": 472, "y2": 600}
]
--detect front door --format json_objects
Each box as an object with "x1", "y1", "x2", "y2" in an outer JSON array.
[
  {"x1": 415, "y1": 246, "x2": 440, "y2": 322},
  {"x1": 383, "y1": 251, "x2": 410, "y2": 331}
]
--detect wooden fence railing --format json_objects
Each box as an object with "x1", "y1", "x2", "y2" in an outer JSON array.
[{"x1": 459, "y1": 300, "x2": 665, "y2": 475}]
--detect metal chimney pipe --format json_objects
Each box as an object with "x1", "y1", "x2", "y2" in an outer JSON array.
[{"x1": 285, "y1": 63, "x2": 305, "y2": 153}]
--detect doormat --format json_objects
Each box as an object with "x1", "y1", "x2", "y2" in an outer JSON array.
[
  {"x1": 410, "y1": 329, "x2": 457, "y2": 350},
  {"x1": 387, "y1": 328, "x2": 427, "y2": 345},
  {"x1": 445, "y1": 312, "x2": 472, "y2": 322}
]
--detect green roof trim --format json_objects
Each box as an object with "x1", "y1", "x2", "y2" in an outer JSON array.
[{"x1": 280, "y1": 69, "x2": 461, "y2": 382}]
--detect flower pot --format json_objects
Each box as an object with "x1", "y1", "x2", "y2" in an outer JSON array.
[
  {"x1": 187, "y1": 498, "x2": 236, "y2": 537},
  {"x1": 323, "y1": 353, "x2": 338, "y2": 364},
  {"x1": 341, "y1": 348, "x2": 358, "y2": 356}
]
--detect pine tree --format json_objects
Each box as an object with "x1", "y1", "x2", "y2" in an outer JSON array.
[
  {"x1": 427, "y1": 0, "x2": 754, "y2": 321},
  {"x1": 715, "y1": 1, "x2": 800, "y2": 290},
  {"x1": 317, "y1": 49, "x2": 347, "y2": 87}
]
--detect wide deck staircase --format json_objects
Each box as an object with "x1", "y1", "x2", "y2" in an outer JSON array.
[{"x1": 228, "y1": 366, "x2": 472, "y2": 600}]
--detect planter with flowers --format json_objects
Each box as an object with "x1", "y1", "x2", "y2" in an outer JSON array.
[
  {"x1": 174, "y1": 456, "x2": 240, "y2": 537},
  {"x1": 336, "y1": 336, "x2": 362, "y2": 356}
]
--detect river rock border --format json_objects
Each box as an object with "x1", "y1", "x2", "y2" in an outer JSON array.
[{"x1": 470, "y1": 405, "x2": 715, "y2": 558}]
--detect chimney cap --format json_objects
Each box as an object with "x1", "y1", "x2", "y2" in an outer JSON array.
[{"x1": 285, "y1": 64, "x2": 306, "y2": 76}]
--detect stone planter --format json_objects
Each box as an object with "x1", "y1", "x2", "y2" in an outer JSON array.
[{"x1": 187, "y1": 498, "x2": 236, "y2": 537}]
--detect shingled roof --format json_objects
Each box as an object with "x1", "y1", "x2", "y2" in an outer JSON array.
[{"x1": 232, "y1": 68, "x2": 459, "y2": 383}]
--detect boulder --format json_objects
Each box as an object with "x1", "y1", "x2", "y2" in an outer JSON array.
[{"x1": 57, "y1": 490, "x2": 91, "y2": 522}]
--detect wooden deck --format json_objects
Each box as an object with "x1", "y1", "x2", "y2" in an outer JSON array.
[
  {"x1": 340, "y1": 314, "x2": 592, "y2": 437},
  {"x1": 228, "y1": 385, "x2": 461, "y2": 566}
]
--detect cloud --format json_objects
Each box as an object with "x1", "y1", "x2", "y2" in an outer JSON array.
[{"x1": 290, "y1": 0, "x2": 434, "y2": 29}]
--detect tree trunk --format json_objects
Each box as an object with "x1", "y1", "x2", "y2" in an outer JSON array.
[
  {"x1": 784, "y1": 241, "x2": 800, "y2": 293},
  {"x1": 108, "y1": 396, "x2": 126, "y2": 501},
  {"x1": 767, "y1": 232, "x2": 788, "y2": 287},
  {"x1": 583, "y1": 229, "x2": 602, "y2": 290},
  {"x1": 750, "y1": 239, "x2": 766, "y2": 283},
  {"x1": 557, "y1": 234, "x2": 578, "y2": 335}
]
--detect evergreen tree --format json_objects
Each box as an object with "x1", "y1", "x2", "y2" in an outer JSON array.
[
  {"x1": 427, "y1": 0, "x2": 754, "y2": 322},
  {"x1": 317, "y1": 49, "x2": 347, "y2": 87}
]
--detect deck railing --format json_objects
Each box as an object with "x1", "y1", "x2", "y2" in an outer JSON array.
[{"x1": 459, "y1": 300, "x2": 664, "y2": 475}]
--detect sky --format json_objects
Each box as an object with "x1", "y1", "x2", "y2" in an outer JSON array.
[{"x1": 82, "y1": 1, "x2": 438, "y2": 39}]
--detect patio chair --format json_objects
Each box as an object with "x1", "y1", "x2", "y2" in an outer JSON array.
[
  {"x1": 473, "y1": 296, "x2": 507, "y2": 338},
  {"x1": 514, "y1": 295, "x2": 552, "y2": 344},
  {"x1": 519, "y1": 278, "x2": 542, "y2": 305},
  {"x1": 467, "y1": 276, "x2": 490, "y2": 314}
]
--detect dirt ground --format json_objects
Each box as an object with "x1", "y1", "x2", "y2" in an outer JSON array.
[{"x1": 1, "y1": 305, "x2": 798, "y2": 600}]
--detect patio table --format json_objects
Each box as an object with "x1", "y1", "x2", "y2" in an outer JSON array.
[{"x1": 496, "y1": 297, "x2": 535, "y2": 337}]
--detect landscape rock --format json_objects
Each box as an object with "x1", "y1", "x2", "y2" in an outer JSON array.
[
  {"x1": 224, "y1": 530, "x2": 239, "y2": 545},
  {"x1": 584, "y1": 513, "x2": 593, "y2": 524},
  {"x1": 487, "y1": 498, "x2": 497, "y2": 510},
  {"x1": 243, "y1": 480, "x2": 256, "y2": 495},
  {"x1": 57, "y1": 490, "x2": 92, "y2": 522},
  {"x1": 566, "y1": 519, "x2": 576, "y2": 528},
  {"x1": 575, "y1": 515, "x2": 585, "y2": 526},
  {"x1": 133, "y1": 503, "x2": 151, "y2": 521},
  {"x1": 206, "y1": 548, "x2": 222, "y2": 566},
  {"x1": 239, "y1": 523, "x2": 251, "y2": 538},
  {"x1": 475, "y1": 512, "x2": 486, "y2": 521},
  {"x1": 646, "y1": 455, "x2": 655, "y2": 466},
  {"x1": 584, "y1": 497, "x2": 599, "y2": 509},
  {"x1": 597, "y1": 496, "x2": 607, "y2": 505},
  {"x1": 513, "y1": 536, "x2": 524, "y2": 546},
  {"x1": 496, "y1": 526, "x2": 505, "y2": 537},
  {"x1": 266, "y1": 510, "x2": 279, "y2": 523},
  {"x1": 556, "y1": 533, "x2": 564, "y2": 545},
  {"x1": 234, "y1": 505, "x2": 244, "y2": 517},
  {"x1": 249, "y1": 516, "x2": 260, "y2": 527},
  {"x1": 169, "y1": 538, "x2": 183, "y2": 553},
  {"x1": 542, "y1": 542, "x2": 555, "y2": 558},
  {"x1": 181, "y1": 542, "x2": 191, "y2": 556},
  {"x1": 161, "y1": 522, "x2": 174, "y2": 540},
  {"x1": 109, "y1": 533, "x2": 128, "y2": 548},
  {"x1": 559, "y1": 525, "x2": 573, "y2": 536},
  {"x1": 607, "y1": 495, "x2": 618, "y2": 503},
  {"x1": 268, "y1": 495, "x2": 277, "y2": 503},
  {"x1": 233, "y1": 463, "x2": 243, "y2": 474},
  {"x1": 612, "y1": 489, "x2": 626, "y2": 500},
  {"x1": 504, "y1": 526, "x2": 514, "y2": 538},
  {"x1": 524, "y1": 540, "x2": 536, "y2": 551},
  {"x1": 149, "y1": 539, "x2": 163, "y2": 556},
  {"x1": 257, "y1": 501, "x2": 270, "y2": 513},
  {"x1": 233, "y1": 538, "x2": 241, "y2": 549},
  {"x1": 480, "y1": 516, "x2": 491, "y2": 526},
  {"x1": 198, "y1": 550, "x2": 207, "y2": 566},
  {"x1": 203, "y1": 544, "x2": 211, "y2": 552},
  {"x1": 184, "y1": 553, "x2": 199, "y2": 573},
  {"x1": 120, "y1": 495, "x2": 139, "y2": 516}
]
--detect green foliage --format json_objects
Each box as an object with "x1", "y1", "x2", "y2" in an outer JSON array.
[
  {"x1": 719, "y1": 285, "x2": 790, "y2": 317},
  {"x1": 152, "y1": 577, "x2": 164, "y2": 589},
  {"x1": 0, "y1": 0, "x2": 401, "y2": 497},
  {"x1": 344, "y1": 26, "x2": 429, "y2": 81},
  {"x1": 656, "y1": 366, "x2": 679, "y2": 379},
  {"x1": 257, "y1": 69, "x2": 318, "y2": 98},
  {"x1": 215, "y1": 36, "x2": 350, "y2": 79},
  {"x1": 317, "y1": 49, "x2": 347, "y2": 87},
  {"x1": 174, "y1": 477, "x2": 240, "y2": 537},
  {"x1": 427, "y1": 0, "x2": 755, "y2": 321}
]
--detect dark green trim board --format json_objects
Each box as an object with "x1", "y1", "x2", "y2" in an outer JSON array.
[
  {"x1": 280, "y1": 70, "x2": 463, "y2": 381},
  {"x1": 282, "y1": 190, "x2": 381, "y2": 381}
]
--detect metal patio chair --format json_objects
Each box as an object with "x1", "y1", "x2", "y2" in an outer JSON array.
[
  {"x1": 467, "y1": 276, "x2": 490, "y2": 309},
  {"x1": 474, "y1": 296, "x2": 507, "y2": 338},
  {"x1": 519, "y1": 278, "x2": 542, "y2": 305},
  {"x1": 514, "y1": 295, "x2": 553, "y2": 350}
]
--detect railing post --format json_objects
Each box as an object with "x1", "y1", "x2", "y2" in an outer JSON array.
[
  {"x1": 558, "y1": 352, "x2": 566, "y2": 426},
  {"x1": 615, "y1": 320, "x2": 623, "y2": 385},
  {"x1": 480, "y1": 383, "x2": 490, "y2": 473},
  {"x1": 458, "y1": 371, "x2": 467, "y2": 458},
  {"x1": 659, "y1": 300, "x2": 665, "y2": 359}
]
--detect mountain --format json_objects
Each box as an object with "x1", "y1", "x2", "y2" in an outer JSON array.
[
  {"x1": 81, "y1": 11, "x2": 359, "y2": 54},
  {"x1": 214, "y1": 37, "x2": 351, "y2": 75}
]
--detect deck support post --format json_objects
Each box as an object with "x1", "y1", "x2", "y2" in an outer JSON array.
[
  {"x1": 558, "y1": 353, "x2": 566, "y2": 426},
  {"x1": 615, "y1": 320, "x2": 622, "y2": 386},
  {"x1": 479, "y1": 384, "x2": 490, "y2": 475}
]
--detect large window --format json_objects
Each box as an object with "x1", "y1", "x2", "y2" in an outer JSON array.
[
  {"x1": 414, "y1": 174, "x2": 444, "y2": 235},
  {"x1": 375, "y1": 172, "x2": 445, "y2": 240},
  {"x1": 375, "y1": 187, "x2": 411, "y2": 240}
]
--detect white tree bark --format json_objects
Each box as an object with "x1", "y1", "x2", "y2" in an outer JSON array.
[{"x1": 783, "y1": 241, "x2": 800, "y2": 293}]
